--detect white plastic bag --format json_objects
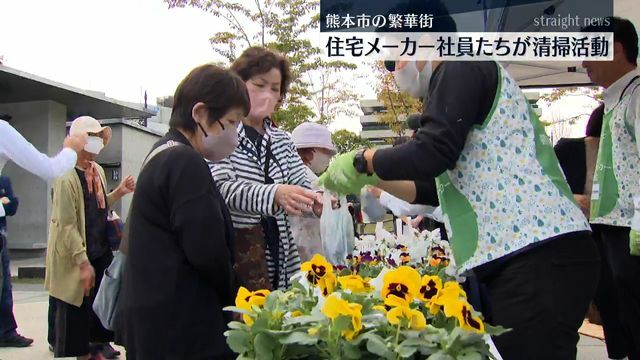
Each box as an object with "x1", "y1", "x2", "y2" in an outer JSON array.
[{"x1": 320, "y1": 191, "x2": 355, "y2": 265}]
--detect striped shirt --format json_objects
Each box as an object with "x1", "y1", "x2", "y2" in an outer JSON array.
[{"x1": 209, "y1": 119, "x2": 311, "y2": 289}]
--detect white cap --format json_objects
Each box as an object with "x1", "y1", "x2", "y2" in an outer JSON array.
[{"x1": 291, "y1": 122, "x2": 337, "y2": 154}]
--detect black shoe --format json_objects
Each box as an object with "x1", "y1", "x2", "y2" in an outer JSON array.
[
  {"x1": 0, "y1": 334, "x2": 34, "y2": 347},
  {"x1": 100, "y1": 343, "x2": 121, "y2": 359}
]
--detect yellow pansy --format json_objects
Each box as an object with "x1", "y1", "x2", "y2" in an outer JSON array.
[
  {"x1": 301, "y1": 254, "x2": 337, "y2": 296},
  {"x1": 387, "y1": 305, "x2": 427, "y2": 330},
  {"x1": 338, "y1": 274, "x2": 373, "y2": 293},
  {"x1": 443, "y1": 299, "x2": 485, "y2": 334},
  {"x1": 321, "y1": 293, "x2": 363, "y2": 340},
  {"x1": 234, "y1": 287, "x2": 270, "y2": 325},
  {"x1": 418, "y1": 275, "x2": 443, "y2": 302},
  {"x1": 235, "y1": 286, "x2": 270, "y2": 310},
  {"x1": 381, "y1": 266, "x2": 421, "y2": 303},
  {"x1": 428, "y1": 281, "x2": 467, "y2": 315}
]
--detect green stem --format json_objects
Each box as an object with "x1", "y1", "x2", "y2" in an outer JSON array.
[{"x1": 394, "y1": 323, "x2": 402, "y2": 360}]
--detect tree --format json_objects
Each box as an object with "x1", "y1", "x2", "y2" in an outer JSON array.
[
  {"x1": 372, "y1": 61, "x2": 422, "y2": 137},
  {"x1": 539, "y1": 86, "x2": 602, "y2": 143},
  {"x1": 331, "y1": 129, "x2": 372, "y2": 154},
  {"x1": 166, "y1": 0, "x2": 359, "y2": 132}
]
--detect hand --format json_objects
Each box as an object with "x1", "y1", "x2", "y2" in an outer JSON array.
[
  {"x1": 367, "y1": 186, "x2": 383, "y2": 199},
  {"x1": 0, "y1": 197, "x2": 9, "y2": 205},
  {"x1": 275, "y1": 185, "x2": 316, "y2": 216},
  {"x1": 318, "y1": 150, "x2": 380, "y2": 195},
  {"x1": 63, "y1": 133, "x2": 88, "y2": 153},
  {"x1": 79, "y1": 261, "x2": 96, "y2": 296},
  {"x1": 630, "y1": 229, "x2": 640, "y2": 256},
  {"x1": 574, "y1": 194, "x2": 590, "y2": 215},
  {"x1": 117, "y1": 175, "x2": 136, "y2": 196},
  {"x1": 410, "y1": 215, "x2": 424, "y2": 229}
]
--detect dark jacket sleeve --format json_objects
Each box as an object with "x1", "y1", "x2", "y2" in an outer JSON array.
[
  {"x1": 168, "y1": 150, "x2": 233, "y2": 294},
  {"x1": 414, "y1": 179, "x2": 439, "y2": 206},
  {"x1": 372, "y1": 61, "x2": 498, "y2": 182},
  {"x1": 1, "y1": 177, "x2": 19, "y2": 216}
]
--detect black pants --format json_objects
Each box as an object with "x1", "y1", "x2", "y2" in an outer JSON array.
[
  {"x1": 53, "y1": 252, "x2": 114, "y2": 358},
  {"x1": 478, "y1": 231, "x2": 599, "y2": 360},
  {"x1": 599, "y1": 224, "x2": 640, "y2": 360},
  {"x1": 592, "y1": 225, "x2": 629, "y2": 359}
]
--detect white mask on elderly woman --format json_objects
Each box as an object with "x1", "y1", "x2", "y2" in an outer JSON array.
[
  {"x1": 308, "y1": 150, "x2": 332, "y2": 175},
  {"x1": 84, "y1": 136, "x2": 104, "y2": 155}
]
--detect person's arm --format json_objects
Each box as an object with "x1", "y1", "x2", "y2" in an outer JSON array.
[
  {"x1": 106, "y1": 175, "x2": 135, "y2": 206},
  {"x1": 0, "y1": 178, "x2": 18, "y2": 216},
  {"x1": 379, "y1": 190, "x2": 435, "y2": 217},
  {"x1": 0, "y1": 121, "x2": 78, "y2": 180},
  {"x1": 209, "y1": 157, "x2": 282, "y2": 216},
  {"x1": 377, "y1": 179, "x2": 439, "y2": 205},
  {"x1": 171, "y1": 156, "x2": 233, "y2": 293},
  {"x1": 368, "y1": 62, "x2": 498, "y2": 182}
]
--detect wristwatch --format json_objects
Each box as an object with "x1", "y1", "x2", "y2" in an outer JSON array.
[{"x1": 353, "y1": 149, "x2": 373, "y2": 176}]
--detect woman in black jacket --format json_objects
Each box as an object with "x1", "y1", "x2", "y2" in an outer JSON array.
[{"x1": 116, "y1": 65, "x2": 250, "y2": 359}]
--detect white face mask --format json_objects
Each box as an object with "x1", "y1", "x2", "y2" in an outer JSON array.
[
  {"x1": 198, "y1": 121, "x2": 239, "y2": 162},
  {"x1": 394, "y1": 60, "x2": 433, "y2": 98},
  {"x1": 84, "y1": 136, "x2": 104, "y2": 155},
  {"x1": 308, "y1": 150, "x2": 332, "y2": 175}
]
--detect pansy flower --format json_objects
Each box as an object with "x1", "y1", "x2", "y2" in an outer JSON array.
[
  {"x1": 428, "y1": 281, "x2": 467, "y2": 315},
  {"x1": 387, "y1": 305, "x2": 427, "y2": 330},
  {"x1": 443, "y1": 299, "x2": 485, "y2": 334},
  {"x1": 418, "y1": 275, "x2": 443, "y2": 302},
  {"x1": 301, "y1": 254, "x2": 337, "y2": 296},
  {"x1": 321, "y1": 294, "x2": 363, "y2": 340},
  {"x1": 381, "y1": 266, "x2": 421, "y2": 303},
  {"x1": 338, "y1": 274, "x2": 373, "y2": 293},
  {"x1": 235, "y1": 286, "x2": 270, "y2": 325}
]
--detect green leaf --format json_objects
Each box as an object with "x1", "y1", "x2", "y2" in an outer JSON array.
[
  {"x1": 254, "y1": 333, "x2": 275, "y2": 360},
  {"x1": 364, "y1": 333, "x2": 392, "y2": 358},
  {"x1": 397, "y1": 344, "x2": 418, "y2": 358},
  {"x1": 456, "y1": 348, "x2": 484, "y2": 360},
  {"x1": 426, "y1": 352, "x2": 456, "y2": 360},
  {"x1": 343, "y1": 342, "x2": 362, "y2": 359},
  {"x1": 284, "y1": 313, "x2": 325, "y2": 326},
  {"x1": 332, "y1": 315, "x2": 353, "y2": 334},
  {"x1": 223, "y1": 306, "x2": 250, "y2": 314},
  {"x1": 228, "y1": 321, "x2": 249, "y2": 331},
  {"x1": 225, "y1": 329, "x2": 250, "y2": 354},
  {"x1": 279, "y1": 331, "x2": 319, "y2": 345},
  {"x1": 484, "y1": 323, "x2": 511, "y2": 336}
]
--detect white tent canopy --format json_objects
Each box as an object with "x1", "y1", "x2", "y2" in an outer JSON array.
[{"x1": 494, "y1": 0, "x2": 640, "y2": 88}]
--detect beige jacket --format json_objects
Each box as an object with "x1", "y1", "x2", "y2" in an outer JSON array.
[{"x1": 45, "y1": 164, "x2": 114, "y2": 306}]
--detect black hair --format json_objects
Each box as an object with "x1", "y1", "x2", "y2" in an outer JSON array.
[
  {"x1": 583, "y1": 16, "x2": 638, "y2": 65},
  {"x1": 169, "y1": 65, "x2": 251, "y2": 134},
  {"x1": 586, "y1": 103, "x2": 605, "y2": 137}
]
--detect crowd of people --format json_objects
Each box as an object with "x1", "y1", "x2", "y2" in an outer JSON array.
[{"x1": 0, "y1": 12, "x2": 639, "y2": 360}]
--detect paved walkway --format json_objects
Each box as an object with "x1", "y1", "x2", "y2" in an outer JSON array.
[{"x1": 0, "y1": 280, "x2": 608, "y2": 360}]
